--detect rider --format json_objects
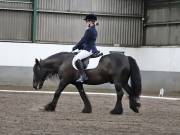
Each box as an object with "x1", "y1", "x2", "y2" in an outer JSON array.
[{"x1": 72, "y1": 14, "x2": 99, "y2": 83}]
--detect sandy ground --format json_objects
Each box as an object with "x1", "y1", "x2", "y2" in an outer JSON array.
[{"x1": 0, "y1": 91, "x2": 180, "y2": 135}]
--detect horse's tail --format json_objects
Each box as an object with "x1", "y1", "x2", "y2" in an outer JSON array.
[{"x1": 128, "y1": 56, "x2": 142, "y2": 99}]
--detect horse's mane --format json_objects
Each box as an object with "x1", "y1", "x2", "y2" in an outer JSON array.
[
  {"x1": 46, "y1": 72, "x2": 59, "y2": 80},
  {"x1": 42, "y1": 52, "x2": 73, "y2": 80}
]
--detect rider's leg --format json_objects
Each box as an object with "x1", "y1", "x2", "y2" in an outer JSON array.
[
  {"x1": 73, "y1": 50, "x2": 92, "y2": 83},
  {"x1": 76, "y1": 59, "x2": 88, "y2": 82}
]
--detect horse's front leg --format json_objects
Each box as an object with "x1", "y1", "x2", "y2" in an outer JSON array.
[
  {"x1": 44, "y1": 80, "x2": 67, "y2": 111},
  {"x1": 74, "y1": 83, "x2": 92, "y2": 113}
]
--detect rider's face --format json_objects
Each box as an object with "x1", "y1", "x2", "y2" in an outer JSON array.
[
  {"x1": 85, "y1": 20, "x2": 94, "y2": 27},
  {"x1": 86, "y1": 20, "x2": 90, "y2": 27}
]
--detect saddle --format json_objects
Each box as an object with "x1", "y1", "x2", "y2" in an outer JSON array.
[{"x1": 73, "y1": 51, "x2": 103, "y2": 70}]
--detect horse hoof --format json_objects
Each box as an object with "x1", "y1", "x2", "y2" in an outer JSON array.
[
  {"x1": 130, "y1": 106, "x2": 139, "y2": 113},
  {"x1": 44, "y1": 103, "x2": 55, "y2": 112},
  {"x1": 82, "y1": 108, "x2": 92, "y2": 113},
  {"x1": 110, "y1": 109, "x2": 123, "y2": 115},
  {"x1": 136, "y1": 102, "x2": 141, "y2": 107}
]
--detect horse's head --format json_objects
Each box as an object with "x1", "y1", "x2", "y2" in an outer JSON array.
[{"x1": 33, "y1": 58, "x2": 48, "y2": 90}]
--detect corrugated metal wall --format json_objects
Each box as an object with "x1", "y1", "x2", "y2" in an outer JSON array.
[
  {"x1": 145, "y1": 0, "x2": 180, "y2": 46},
  {"x1": 0, "y1": 0, "x2": 32, "y2": 9},
  {"x1": 0, "y1": 0, "x2": 144, "y2": 46},
  {"x1": 37, "y1": 0, "x2": 143, "y2": 46},
  {"x1": 38, "y1": 0, "x2": 143, "y2": 14},
  {"x1": 0, "y1": 11, "x2": 32, "y2": 41},
  {"x1": 37, "y1": 13, "x2": 84, "y2": 43},
  {"x1": 0, "y1": 0, "x2": 32, "y2": 41},
  {"x1": 36, "y1": 14, "x2": 143, "y2": 46}
]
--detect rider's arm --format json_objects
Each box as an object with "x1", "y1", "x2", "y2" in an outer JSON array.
[{"x1": 73, "y1": 29, "x2": 91, "y2": 50}]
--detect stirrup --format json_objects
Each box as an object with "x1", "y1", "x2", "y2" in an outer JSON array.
[
  {"x1": 76, "y1": 75, "x2": 88, "y2": 83},
  {"x1": 76, "y1": 76, "x2": 84, "y2": 83}
]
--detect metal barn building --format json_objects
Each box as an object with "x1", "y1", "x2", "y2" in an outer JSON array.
[
  {"x1": 0, "y1": 0, "x2": 180, "y2": 94},
  {"x1": 0, "y1": 0, "x2": 143, "y2": 46}
]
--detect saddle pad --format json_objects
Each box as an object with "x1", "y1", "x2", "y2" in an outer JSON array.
[{"x1": 72, "y1": 56, "x2": 103, "y2": 70}]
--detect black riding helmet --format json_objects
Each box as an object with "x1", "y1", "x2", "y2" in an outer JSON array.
[{"x1": 83, "y1": 14, "x2": 97, "y2": 21}]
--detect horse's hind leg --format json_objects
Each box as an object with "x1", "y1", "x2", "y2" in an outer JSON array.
[
  {"x1": 75, "y1": 83, "x2": 92, "y2": 113},
  {"x1": 44, "y1": 80, "x2": 67, "y2": 111},
  {"x1": 123, "y1": 84, "x2": 140, "y2": 113},
  {"x1": 110, "y1": 83, "x2": 124, "y2": 114}
]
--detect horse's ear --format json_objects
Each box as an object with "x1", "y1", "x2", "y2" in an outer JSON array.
[{"x1": 35, "y1": 58, "x2": 40, "y2": 65}]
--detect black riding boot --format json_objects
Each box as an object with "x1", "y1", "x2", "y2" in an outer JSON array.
[{"x1": 76, "y1": 60, "x2": 88, "y2": 83}]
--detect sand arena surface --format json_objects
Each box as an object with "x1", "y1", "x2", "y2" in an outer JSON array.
[{"x1": 0, "y1": 91, "x2": 180, "y2": 135}]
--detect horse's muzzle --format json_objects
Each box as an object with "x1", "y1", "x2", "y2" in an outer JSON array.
[
  {"x1": 38, "y1": 83, "x2": 43, "y2": 89},
  {"x1": 33, "y1": 84, "x2": 42, "y2": 90},
  {"x1": 33, "y1": 83, "x2": 38, "y2": 90},
  {"x1": 33, "y1": 81, "x2": 44, "y2": 90}
]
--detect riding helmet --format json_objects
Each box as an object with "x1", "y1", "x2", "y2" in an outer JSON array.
[{"x1": 83, "y1": 14, "x2": 97, "y2": 21}]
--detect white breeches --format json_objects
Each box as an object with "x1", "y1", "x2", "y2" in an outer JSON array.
[{"x1": 72, "y1": 50, "x2": 93, "y2": 65}]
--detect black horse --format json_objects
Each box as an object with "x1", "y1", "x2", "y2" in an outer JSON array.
[{"x1": 33, "y1": 52, "x2": 141, "y2": 114}]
